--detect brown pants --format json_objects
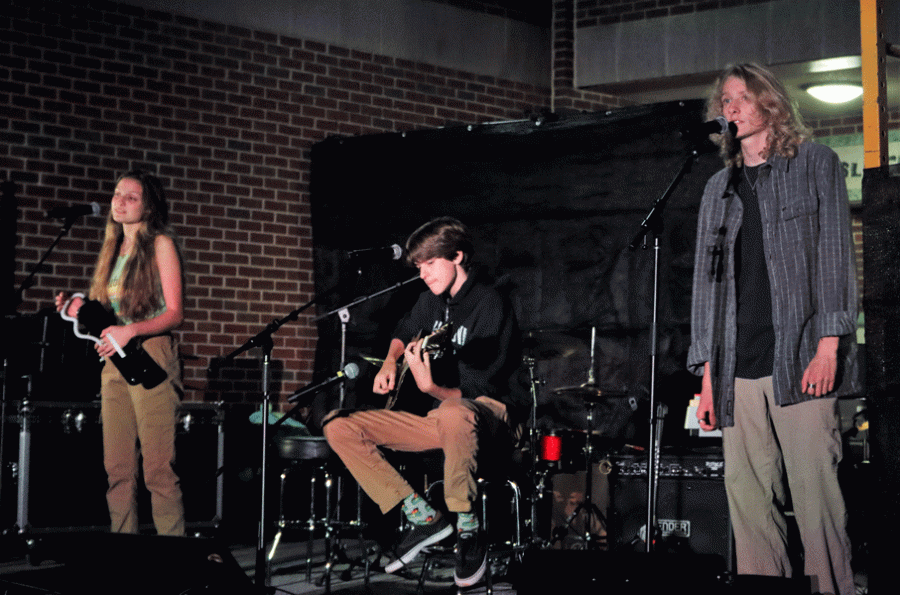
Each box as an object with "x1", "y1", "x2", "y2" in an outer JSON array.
[
  {"x1": 100, "y1": 334, "x2": 184, "y2": 536},
  {"x1": 323, "y1": 397, "x2": 511, "y2": 514},
  {"x1": 724, "y1": 376, "x2": 853, "y2": 595}
]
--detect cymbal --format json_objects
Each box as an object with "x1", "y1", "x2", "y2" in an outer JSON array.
[
  {"x1": 521, "y1": 329, "x2": 583, "y2": 360},
  {"x1": 521, "y1": 325, "x2": 644, "y2": 360},
  {"x1": 551, "y1": 382, "x2": 629, "y2": 402}
]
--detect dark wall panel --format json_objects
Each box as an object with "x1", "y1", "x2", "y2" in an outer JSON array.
[{"x1": 861, "y1": 164, "x2": 900, "y2": 595}]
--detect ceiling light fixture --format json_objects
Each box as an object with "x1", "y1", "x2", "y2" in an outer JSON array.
[{"x1": 805, "y1": 83, "x2": 863, "y2": 104}]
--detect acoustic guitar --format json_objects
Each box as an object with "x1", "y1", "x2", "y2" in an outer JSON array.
[
  {"x1": 60, "y1": 293, "x2": 168, "y2": 390},
  {"x1": 383, "y1": 322, "x2": 453, "y2": 415}
]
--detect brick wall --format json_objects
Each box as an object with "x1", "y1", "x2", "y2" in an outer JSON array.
[
  {"x1": 3, "y1": 1, "x2": 621, "y2": 406},
  {"x1": 807, "y1": 109, "x2": 900, "y2": 139},
  {"x1": 553, "y1": 0, "x2": 632, "y2": 111}
]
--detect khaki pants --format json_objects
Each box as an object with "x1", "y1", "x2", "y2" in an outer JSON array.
[
  {"x1": 723, "y1": 376, "x2": 853, "y2": 595},
  {"x1": 100, "y1": 334, "x2": 184, "y2": 536},
  {"x1": 323, "y1": 397, "x2": 511, "y2": 514}
]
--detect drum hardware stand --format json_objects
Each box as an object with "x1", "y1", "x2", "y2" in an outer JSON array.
[
  {"x1": 560, "y1": 401, "x2": 608, "y2": 549},
  {"x1": 628, "y1": 143, "x2": 702, "y2": 553},
  {"x1": 522, "y1": 356, "x2": 551, "y2": 549},
  {"x1": 547, "y1": 327, "x2": 616, "y2": 550}
]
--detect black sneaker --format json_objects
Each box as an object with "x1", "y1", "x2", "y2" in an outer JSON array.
[
  {"x1": 384, "y1": 516, "x2": 453, "y2": 573},
  {"x1": 454, "y1": 530, "x2": 487, "y2": 587}
]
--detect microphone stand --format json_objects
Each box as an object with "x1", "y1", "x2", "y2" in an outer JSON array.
[
  {"x1": 15, "y1": 215, "x2": 82, "y2": 311},
  {"x1": 628, "y1": 144, "x2": 701, "y2": 554},
  {"x1": 219, "y1": 288, "x2": 336, "y2": 592},
  {"x1": 308, "y1": 275, "x2": 420, "y2": 590},
  {"x1": 223, "y1": 276, "x2": 418, "y2": 591},
  {"x1": 2, "y1": 185, "x2": 82, "y2": 537},
  {"x1": 314, "y1": 275, "x2": 421, "y2": 408}
]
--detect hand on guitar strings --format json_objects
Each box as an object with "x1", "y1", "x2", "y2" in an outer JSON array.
[
  {"x1": 373, "y1": 356, "x2": 398, "y2": 395},
  {"x1": 405, "y1": 337, "x2": 436, "y2": 396}
]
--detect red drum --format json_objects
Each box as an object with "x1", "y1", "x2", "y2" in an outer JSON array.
[{"x1": 540, "y1": 432, "x2": 564, "y2": 463}]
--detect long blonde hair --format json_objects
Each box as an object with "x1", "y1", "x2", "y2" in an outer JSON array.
[
  {"x1": 705, "y1": 63, "x2": 810, "y2": 168},
  {"x1": 88, "y1": 170, "x2": 173, "y2": 322}
]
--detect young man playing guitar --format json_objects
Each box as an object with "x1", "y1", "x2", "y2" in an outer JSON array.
[{"x1": 323, "y1": 217, "x2": 523, "y2": 588}]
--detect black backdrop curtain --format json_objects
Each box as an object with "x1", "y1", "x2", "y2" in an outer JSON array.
[{"x1": 308, "y1": 99, "x2": 722, "y2": 443}]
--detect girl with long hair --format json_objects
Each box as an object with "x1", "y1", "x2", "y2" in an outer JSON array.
[{"x1": 56, "y1": 169, "x2": 185, "y2": 535}]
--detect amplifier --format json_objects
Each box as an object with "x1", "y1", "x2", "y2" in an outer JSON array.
[
  {"x1": 608, "y1": 449, "x2": 731, "y2": 563},
  {"x1": 613, "y1": 450, "x2": 725, "y2": 479}
]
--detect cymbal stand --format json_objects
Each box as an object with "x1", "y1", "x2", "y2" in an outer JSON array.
[
  {"x1": 561, "y1": 402, "x2": 607, "y2": 549},
  {"x1": 523, "y1": 357, "x2": 541, "y2": 470},
  {"x1": 523, "y1": 357, "x2": 550, "y2": 548}
]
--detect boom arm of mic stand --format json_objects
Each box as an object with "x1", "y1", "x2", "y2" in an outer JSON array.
[
  {"x1": 314, "y1": 275, "x2": 421, "y2": 322},
  {"x1": 628, "y1": 149, "x2": 698, "y2": 251},
  {"x1": 220, "y1": 285, "x2": 338, "y2": 365},
  {"x1": 14, "y1": 217, "x2": 77, "y2": 311}
]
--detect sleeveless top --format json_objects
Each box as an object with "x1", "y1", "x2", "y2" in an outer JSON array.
[{"x1": 107, "y1": 253, "x2": 166, "y2": 324}]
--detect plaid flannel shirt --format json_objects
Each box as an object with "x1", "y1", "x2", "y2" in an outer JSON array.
[{"x1": 687, "y1": 142, "x2": 861, "y2": 427}]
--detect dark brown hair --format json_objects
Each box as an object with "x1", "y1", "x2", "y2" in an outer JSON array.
[{"x1": 405, "y1": 216, "x2": 474, "y2": 270}]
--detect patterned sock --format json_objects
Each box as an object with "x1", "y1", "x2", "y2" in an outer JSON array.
[
  {"x1": 456, "y1": 511, "x2": 479, "y2": 534},
  {"x1": 402, "y1": 492, "x2": 439, "y2": 526}
]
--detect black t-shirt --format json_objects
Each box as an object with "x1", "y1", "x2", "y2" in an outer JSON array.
[{"x1": 734, "y1": 164, "x2": 775, "y2": 379}]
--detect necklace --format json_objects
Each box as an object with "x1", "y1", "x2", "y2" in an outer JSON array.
[{"x1": 743, "y1": 165, "x2": 760, "y2": 193}]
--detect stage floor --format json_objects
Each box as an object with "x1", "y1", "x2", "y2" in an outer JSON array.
[
  {"x1": 0, "y1": 535, "x2": 516, "y2": 595},
  {"x1": 0, "y1": 533, "x2": 868, "y2": 594}
]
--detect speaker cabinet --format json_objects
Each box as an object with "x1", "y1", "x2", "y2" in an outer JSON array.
[
  {"x1": 517, "y1": 549, "x2": 726, "y2": 594},
  {"x1": 609, "y1": 451, "x2": 730, "y2": 560},
  {"x1": 46, "y1": 533, "x2": 253, "y2": 595},
  {"x1": 4, "y1": 401, "x2": 223, "y2": 534}
]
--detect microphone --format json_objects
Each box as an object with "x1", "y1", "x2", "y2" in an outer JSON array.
[
  {"x1": 682, "y1": 116, "x2": 737, "y2": 139},
  {"x1": 47, "y1": 202, "x2": 102, "y2": 219},
  {"x1": 347, "y1": 244, "x2": 404, "y2": 262},
  {"x1": 287, "y1": 362, "x2": 360, "y2": 404}
]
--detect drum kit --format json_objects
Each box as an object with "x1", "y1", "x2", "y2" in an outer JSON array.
[{"x1": 519, "y1": 325, "x2": 636, "y2": 551}]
